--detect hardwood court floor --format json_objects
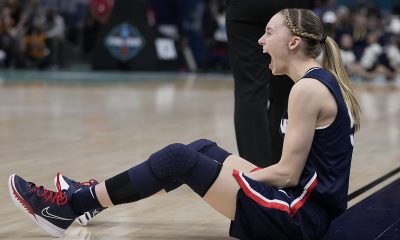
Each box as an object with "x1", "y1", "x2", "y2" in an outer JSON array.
[{"x1": 0, "y1": 74, "x2": 399, "y2": 239}]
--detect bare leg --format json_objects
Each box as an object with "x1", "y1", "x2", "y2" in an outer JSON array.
[
  {"x1": 203, "y1": 165, "x2": 240, "y2": 220},
  {"x1": 201, "y1": 155, "x2": 260, "y2": 219},
  {"x1": 223, "y1": 154, "x2": 259, "y2": 172}
]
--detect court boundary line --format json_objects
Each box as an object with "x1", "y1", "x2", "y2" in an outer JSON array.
[{"x1": 348, "y1": 165, "x2": 400, "y2": 201}]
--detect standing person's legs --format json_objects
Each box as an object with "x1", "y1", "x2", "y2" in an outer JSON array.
[
  {"x1": 226, "y1": 1, "x2": 273, "y2": 167},
  {"x1": 268, "y1": 75, "x2": 293, "y2": 163}
]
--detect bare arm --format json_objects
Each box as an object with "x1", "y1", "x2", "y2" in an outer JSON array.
[{"x1": 247, "y1": 79, "x2": 324, "y2": 188}]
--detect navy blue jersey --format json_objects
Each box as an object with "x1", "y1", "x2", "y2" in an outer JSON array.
[
  {"x1": 229, "y1": 67, "x2": 355, "y2": 239},
  {"x1": 280, "y1": 67, "x2": 355, "y2": 218}
]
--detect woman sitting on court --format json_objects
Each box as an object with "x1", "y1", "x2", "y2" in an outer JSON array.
[{"x1": 9, "y1": 8, "x2": 361, "y2": 240}]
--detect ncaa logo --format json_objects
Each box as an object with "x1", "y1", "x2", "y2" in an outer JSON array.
[{"x1": 105, "y1": 23, "x2": 145, "y2": 61}]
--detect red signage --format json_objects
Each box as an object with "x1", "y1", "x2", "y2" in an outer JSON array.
[{"x1": 90, "y1": 0, "x2": 114, "y2": 23}]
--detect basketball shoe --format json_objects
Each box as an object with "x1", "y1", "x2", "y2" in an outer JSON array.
[
  {"x1": 8, "y1": 174, "x2": 78, "y2": 237},
  {"x1": 55, "y1": 173, "x2": 106, "y2": 226}
]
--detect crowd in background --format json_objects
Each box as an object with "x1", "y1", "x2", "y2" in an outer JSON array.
[
  {"x1": 0, "y1": 0, "x2": 227, "y2": 70},
  {"x1": 317, "y1": 0, "x2": 400, "y2": 84},
  {"x1": 1, "y1": 0, "x2": 400, "y2": 84},
  {"x1": 0, "y1": 0, "x2": 85, "y2": 69}
]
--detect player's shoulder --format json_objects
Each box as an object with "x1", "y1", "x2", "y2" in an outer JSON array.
[{"x1": 290, "y1": 77, "x2": 329, "y2": 101}]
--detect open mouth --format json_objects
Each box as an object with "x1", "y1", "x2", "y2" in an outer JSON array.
[{"x1": 269, "y1": 58, "x2": 273, "y2": 69}]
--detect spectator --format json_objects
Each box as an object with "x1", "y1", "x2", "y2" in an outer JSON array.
[
  {"x1": 339, "y1": 33, "x2": 369, "y2": 81},
  {"x1": 359, "y1": 31, "x2": 393, "y2": 82},
  {"x1": 60, "y1": 0, "x2": 89, "y2": 47},
  {"x1": 24, "y1": 22, "x2": 50, "y2": 68},
  {"x1": 44, "y1": 9, "x2": 65, "y2": 68},
  {"x1": 0, "y1": 7, "x2": 15, "y2": 67},
  {"x1": 359, "y1": 31, "x2": 383, "y2": 71},
  {"x1": 321, "y1": 10, "x2": 337, "y2": 39},
  {"x1": 351, "y1": 12, "x2": 368, "y2": 60},
  {"x1": 149, "y1": 0, "x2": 206, "y2": 71},
  {"x1": 340, "y1": 34, "x2": 356, "y2": 70},
  {"x1": 383, "y1": 34, "x2": 400, "y2": 82},
  {"x1": 202, "y1": 0, "x2": 228, "y2": 71},
  {"x1": 334, "y1": 5, "x2": 353, "y2": 43},
  {"x1": 0, "y1": 2, "x2": 25, "y2": 68}
]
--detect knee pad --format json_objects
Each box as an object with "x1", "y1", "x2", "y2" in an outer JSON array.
[
  {"x1": 148, "y1": 143, "x2": 197, "y2": 181},
  {"x1": 188, "y1": 139, "x2": 231, "y2": 164},
  {"x1": 148, "y1": 143, "x2": 222, "y2": 197},
  {"x1": 164, "y1": 140, "x2": 224, "y2": 192},
  {"x1": 188, "y1": 139, "x2": 215, "y2": 152}
]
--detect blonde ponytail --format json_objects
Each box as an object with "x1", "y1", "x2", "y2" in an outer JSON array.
[{"x1": 322, "y1": 37, "x2": 361, "y2": 131}]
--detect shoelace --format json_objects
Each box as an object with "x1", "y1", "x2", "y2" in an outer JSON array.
[
  {"x1": 29, "y1": 173, "x2": 68, "y2": 206},
  {"x1": 78, "y1": 179, "x2": 98, "y2": 187}
]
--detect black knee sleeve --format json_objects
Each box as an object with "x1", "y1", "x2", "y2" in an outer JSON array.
[{"x1": 104, "y1": 170, "x2": 142, "y2": 205}]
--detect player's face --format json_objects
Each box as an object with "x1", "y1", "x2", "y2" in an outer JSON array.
[{"x1": 258, "y1": 13, "x2": 293, "y2": 75}]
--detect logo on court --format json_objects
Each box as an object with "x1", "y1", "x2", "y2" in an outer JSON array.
[{"x1": 105, "y1": 22, "x2": 145, "y2": 61}]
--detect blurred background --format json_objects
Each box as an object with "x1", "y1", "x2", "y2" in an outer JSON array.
[
  {"x1": 1, "y1": 1, "x2": 400, "y2": 238},
  {"x1": 0, "y1": 0, "x2": 400, "y2": 85}
]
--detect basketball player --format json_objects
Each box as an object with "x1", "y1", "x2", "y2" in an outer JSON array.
[{"x1": 8, "y1": 8, "x2": 361, "y2": 239}]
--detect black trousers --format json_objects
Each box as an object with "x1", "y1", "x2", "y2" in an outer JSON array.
[{"x1": 226, "y1": 0, "x2": 314, "y2": 167}]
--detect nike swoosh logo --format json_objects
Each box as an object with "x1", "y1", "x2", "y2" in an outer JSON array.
[
  {"x1": 75, "y1": 188, "x2": 82, "y2": 194},
  {"x1": 89, "y1": 186, "x2": 95, "y2": 199},
  {"x1": 92, "y1": 209, "x2": 99, "y2": 216},
  {"x1": 278, "y1": 189, "x2": 291, "y2": 198},
  {"x1": 41, "y1": 207, "x2": 73, "y2": 221}
]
